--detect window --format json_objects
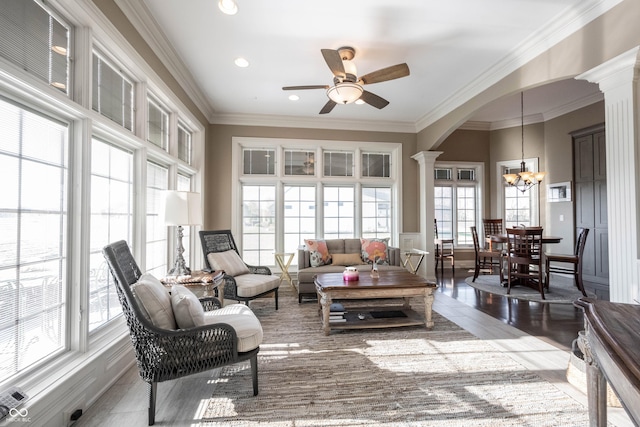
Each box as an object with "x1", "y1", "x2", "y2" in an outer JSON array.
[
  {"x1": 324, "y1": 151, "x2": 353, "y2": 177},
  {"x1": 0, "y1": 0, "x2": 70, "y2": 93},
  {"x1": 235, "y1": 139, "x2": 400, "y2": 263},
  {"x1": 498, "y1": 159, "x2": 540, "y2": 229},
  {"x1": 362, "y1": 187, "x2": 391, "y2": 238},
  {"x1": 0, "y1": 98, "x2": 68, "y2": 382},
  {"x1": 243, "y1": 149, "x2": 275, "y2": 175},
  {"x1": 434, "y1": 163, "x2": 482, "y2": 246},
  {"x1": 283, "y1": 186, "x2": 316, "y2": 259},
  {"x1": 284, "y1": 150, "x2": 315, "y2": 176},
  {"x1": 89, "y1": 139, "x2": 133, "y2": 331},
  {"x1": 324, "y1": 186, "x2": 355, "y2": 239},
  {"x1": 177, "y1": 123, "x2": 192, "y2": 164},
  {"x1": 147, "y1": 97, "x2": 169, "y2": 150},
  {"x1": 92, "y1": 52, "x2": 134, "y2": 131},
  {"x1": 242, "y1": 185, "x2": 275, "y2": 266},
  {"x1": 146, "y1": 162, "x2": 168, "y2": 278},
  {"x1": 362, "y1": 153, "x2": 390, "y2": 178}
]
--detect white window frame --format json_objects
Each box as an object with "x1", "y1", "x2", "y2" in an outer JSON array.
[
  {"x1": 434, "y1": 161, "x2": 484, "y2": 248},
  {"x1": 232, "y1": 137, "x2": 401, "y2": 262},
  {"x1": 496, "y1": 158, "x2": 541, "y2": 228}
]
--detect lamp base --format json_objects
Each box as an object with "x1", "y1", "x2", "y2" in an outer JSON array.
[{"x1": 167, "y1": 225, "x2": 191, "y2": 277}]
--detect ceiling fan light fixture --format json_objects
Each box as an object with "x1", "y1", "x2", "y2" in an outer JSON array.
[
  {"x1": 327, "y1": 82, "x2": 363, "y2": 105},
  {"x1": 218, "y1": 0, "x2": 238, "y2": 15}
]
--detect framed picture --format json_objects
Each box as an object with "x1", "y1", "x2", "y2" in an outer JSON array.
[{"x1": 548, "y1": 181, "x2": 571, "y2": 202}]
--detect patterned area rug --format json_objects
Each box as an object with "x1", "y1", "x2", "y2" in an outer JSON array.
[
  {"x1": 201, "y1": 285, "x2": 590, "y2": 426},
  {"x1": 465, "y1": 275, "x2": 596, "y2": 303}
]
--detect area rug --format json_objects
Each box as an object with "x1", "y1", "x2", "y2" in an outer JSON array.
[
  {"x1": 465, "y1": 275, "x2": 596, "y2": 304},
  {"x1": 201, "y1": 286, "x2": 591, "y2": 426}
]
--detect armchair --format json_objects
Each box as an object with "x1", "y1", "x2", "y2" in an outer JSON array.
[
  {"x1": 200, "y1": 229, "x2": 280, "y2": 310},
  {"x1": 102, "y1": 240, "x2": 261, "y2": 425}
]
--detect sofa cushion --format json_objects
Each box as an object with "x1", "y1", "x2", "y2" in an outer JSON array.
[
  {"x1": 361, "y1": 237, "x2": 390, "y2": 264},
  {"x1": 234, "y1": 273, "x2": 280, "y2": 298},
  {"x1": 207, "y1": 250, "x2": 250, "y2": 276},
  {"x1": 131, "y1": 273, "x2": 177, "y2": 330},
  {"x1": 170, "y1": 284, "x2": 204, "y2": 329},
  {"x1": 304, "y1": 239, "x2": 331, "y2": 267},
  {"x1": 202, "y1": 304, "x2": 263, "y2": 352},
  {"x1": 331, "y1": 253, "x2": 365, "y2": 266}
]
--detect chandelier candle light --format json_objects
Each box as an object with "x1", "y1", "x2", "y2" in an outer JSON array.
[
  {"x1": 502, "y1": 92, "x2": 546, "y2": 192},
  {"x1": 164, "y1": 190, "x2": 202, "y2": 277}
]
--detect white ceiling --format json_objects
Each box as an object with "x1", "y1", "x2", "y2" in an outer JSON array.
[{"x1": 128, "y1": 0, "x2": 610, "y2": 132}]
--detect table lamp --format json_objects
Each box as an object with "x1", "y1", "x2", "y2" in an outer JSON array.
[{"x1": 164, "y1": 190, "x2": 202, "y2": 276}]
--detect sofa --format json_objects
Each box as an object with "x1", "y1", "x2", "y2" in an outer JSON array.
[{"x1": 296, "y1": 238, "x2": 405, "y2": 303}]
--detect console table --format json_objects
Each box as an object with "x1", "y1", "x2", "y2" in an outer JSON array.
[{"x1": 574, "y1": 298, "x2": 640, "y2": 426}]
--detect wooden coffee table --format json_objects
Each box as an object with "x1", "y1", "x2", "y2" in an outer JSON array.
[{"x1": 315, "y1": 270, "x2": 437, "y2": 335}]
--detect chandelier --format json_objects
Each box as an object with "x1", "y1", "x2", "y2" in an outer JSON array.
[{"x1": 502, "y1": 92, "x2": 546, "y2": 192}]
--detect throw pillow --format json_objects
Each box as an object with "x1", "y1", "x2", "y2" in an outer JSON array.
[
  {"x1": 304, "y1": 239, "x2": 331, "y2": 267},
  {"x1": 131, "y1": 273, "x2": 177, "y2": 329},
  {"x1": 170, "y1": 284, "x2": 205, "y2": 329},
  {"x1": 331, "y1": 253, "x2": 365, "y2": 266},
  {"x1": 361, "y1": 238, "x2": 390, "y2": 264},
  {"x1": 207, "y1": 250, "x2": 250, "y2": 276}
]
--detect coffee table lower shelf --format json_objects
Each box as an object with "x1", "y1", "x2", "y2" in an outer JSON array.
[{"x1": 322, "y1": 305, "x2": 425, "y2": 331}]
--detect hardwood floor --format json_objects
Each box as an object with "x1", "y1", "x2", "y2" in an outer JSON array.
[{"x1": 435, "y1": 268, "x2": 585, "y2": 352}]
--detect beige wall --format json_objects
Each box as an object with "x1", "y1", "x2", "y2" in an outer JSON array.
[{"x1": 205, "y1": 124, "x2": 419, "y2": 232}]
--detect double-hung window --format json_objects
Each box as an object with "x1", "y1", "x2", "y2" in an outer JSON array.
[
  {"x1": 146, "y1": 162, "x2": 169, "y2": 278},
  {"x1": 434, "y1": 163, "x2": 482, "y2": 246}
]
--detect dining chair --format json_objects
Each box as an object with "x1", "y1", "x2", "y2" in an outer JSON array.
[
  {"x1": 471, "y1": 226, "x2": 503, "y2": 282},
  {"x1": 482, "y1": 218, "x2": 504, "y2": 251},
  {"x1": 544, "y1": 228, "x2": 589, "y2": 297},
  {"x1": 434, "y1": 218, "x2": 454, "y2": 273},
  {"x1": 506, "y1": 227, "x2": 545, "y2": 299}
]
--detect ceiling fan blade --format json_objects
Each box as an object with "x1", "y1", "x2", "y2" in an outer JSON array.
[
  {"x1": 321, "y1": 49, "x2": 346, "y2": 79},
  {"x1": 360, "y1": 90, "x2": 389, "y2": 109},
  {"x1": 319, "y1": 100, "x2": 337, "y2": 114},
  {"x1": 282, "y1": 85, "x2": 329, "y2": 90},
  {"x1": 359, "y1": 63, "x2": 410, "y2": 85}
]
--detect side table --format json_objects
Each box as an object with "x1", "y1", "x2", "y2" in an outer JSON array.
[
  {"x1": 274, "y1": 252, "x2": 295, "y2": 289},
  {"x1": 402, "y1": 249, "x2": 429, "y2": 274},
  {"x1": 161, "y1": 270, "x2": 225, "y2": 303}
]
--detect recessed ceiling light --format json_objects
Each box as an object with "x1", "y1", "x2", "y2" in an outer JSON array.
[
  {"x1": 355, "y1": 99, "x2": 365, "y2": 105},
  {"x1": 234, "y1": 57, "x2": 249, "y2": 68},
  {"x1": 218, "y1": 0, "x2": 238, "y2": 15},
  {"x1": 288, "y1": 95, "x2": 299, "y2": 101}
]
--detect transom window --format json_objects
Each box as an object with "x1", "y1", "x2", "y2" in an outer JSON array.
[
  {"x1": 147, "y1": 96, "x2": 169, "y2": 150},
  {"x1": 92, "y1": 52, "x2": 134, "y2": 131},
  {"x1": 0, "y1": 0, "x2": 70, "y2": 93}
]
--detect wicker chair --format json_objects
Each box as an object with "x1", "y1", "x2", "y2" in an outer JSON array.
[
  {"x1": 102, "y1": 240, "x2": 260, "y2": 426},
  {"x1": 200, "y1": 229, "x2": 280, "y2": 310}
]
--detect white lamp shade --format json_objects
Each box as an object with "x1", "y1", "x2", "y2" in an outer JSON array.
[
  {"x1": 164, "y1": 191, "x2": 202, "y2": 226},
  {"x1": 327, "y1": 83, "x2": 363, "y2": 104}
]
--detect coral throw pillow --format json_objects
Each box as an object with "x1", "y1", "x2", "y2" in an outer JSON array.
[
  {"x1": 361, "y1": 238, "x2": 390, "y2": 264},
  {"x1": 304, "y1": 239, "x2": 331, "y2": 267}
]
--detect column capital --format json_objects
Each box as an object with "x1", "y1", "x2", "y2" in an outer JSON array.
[
  {"x1": 577, "y1": 46, "x2": 640, "y2": 92},
  {"x1": 412, "y1": 151, "x2": 443, "y2": 166}
]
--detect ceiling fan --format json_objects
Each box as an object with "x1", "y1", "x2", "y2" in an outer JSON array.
[{"x1": 282, "y1": 46, "x2": 410, "y2": 114}]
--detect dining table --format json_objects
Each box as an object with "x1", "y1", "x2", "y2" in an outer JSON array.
[{"x1": 488, "y1": 233, "x2": 563, "y2": 287}]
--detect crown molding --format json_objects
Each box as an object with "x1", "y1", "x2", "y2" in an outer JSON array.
[
  {"x1": 114, "y1": 0, "x2": 215, "y2": 121},
  {"x1": 415, "y1": 0, "x2": 621, "y2": 133},
  {"x1": 210, "y1": 112, "x2": 418, "y2": 133}
]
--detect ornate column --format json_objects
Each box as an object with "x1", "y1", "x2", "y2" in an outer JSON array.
[
  {"x1": 411, "y1": 151, "x2": 443, "y2": 280},
  {"x1": 577, "y1": 47, "x2": 640, "y2": 304}
]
